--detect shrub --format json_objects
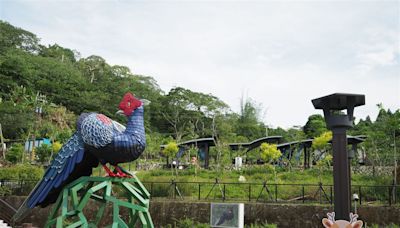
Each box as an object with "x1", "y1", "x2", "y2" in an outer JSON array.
[
  {"x1": 52, "y1": 141, "x2": 62, "y2": 153},
  {"x1": 164, "y1": 218, "x2": 210, "y2": 228},
  {"x1": 247, "y1": 223, "x2": 277, "y2": 228},
  {"x1": 312, "y1": 131, "x2": 332, "y2": 150},
  {"x1": 176, "y1": 218, "x2": 210, "y2": 228},
  {"x1": 0, "y1": 164, "x2": 44, "y2": 180},
  {"x1": 5, "y1": 143, "x2": 24, "y2": 164},
  {"x1": 242, "y1": 166, "x2": 268, "y2": 176},
  {"x1": 0, "y1": 186, "x2": 12, "y2": 196},
  {"x1": 35, "y1": 143, "x2": 52, "y2": 163},
  {"x1": 56, "y1": 129, "x2": 73, "y2": 143},
  {"x1": 162, "y1": 142, "x2": 179, "y2": 158},
  {"x1": 260, "y1": 143, "x2": 281, "y2": 163},
  {"x1": 368, "y1": 224, "x2": 400, "y2": 228}
]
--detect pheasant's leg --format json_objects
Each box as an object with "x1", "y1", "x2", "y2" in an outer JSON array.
[
  {"x1": 102, "y1": 164, "x2": 117, "y2": 177},
  {"x1": 113, "y1": 165, "x2": 132, "y2": 178}
]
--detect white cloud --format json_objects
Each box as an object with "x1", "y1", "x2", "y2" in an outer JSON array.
[{"x1": 1, "y1": 0, "x2": 399, "y2": 128}]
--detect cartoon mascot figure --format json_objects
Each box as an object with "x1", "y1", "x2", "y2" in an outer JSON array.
[{"x1": 322, "y1": 212, "x2": 363, "y2": 228}]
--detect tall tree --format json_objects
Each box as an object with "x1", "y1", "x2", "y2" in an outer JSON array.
[
  {"x1": 236, "y1": 97, "x2": 265, "y2": 140},
  {"x1": 303, "y1": 114, "x2": 327, "y2": 138},
  {"x1": 0, "y1": 91, "x2": 35, "y2": 139},
  {"x1": 159, "y1": 87, "x2": 227, "y2": 141},
  {"x1": 39, "y1": 44, "x2": 77, "y2": 63},
  {"x1": 77, "y1": 55, "x2": 108, "y2": 84},
  {"x1": 0, "y1": 20, "x2": 40, "y2": 53}
]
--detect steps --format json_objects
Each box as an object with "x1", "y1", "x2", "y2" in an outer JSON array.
[
  {"x1": 0, "y1": 198, "x2": 16, "y2": 225},
  {"x1": 0, "y1": 199, "x2": 38, "y2": 228}
]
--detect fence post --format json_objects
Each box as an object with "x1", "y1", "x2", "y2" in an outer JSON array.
[
  {"x1": 223, "y1": 184, "x2": 226, "y2": 201},
  {"x1": 198, "y1": 184, "x2": 201, "y2": 200},
  {"x1": 302, "y1": 185, "x2": 305, "y2": 204},
  {"x1": 150, "y1": 182, "x2": 153, "y2": 197},
  {"x1": 389, "y1": 186, "x2": 392, "y2": 206},
  {"x1": 172, "y1": 180, "x2": 176, "y2": 199},
  {"x1": 275, "y1": 185, "x2": 278, "y2": 202},
  {"x1": 319, "y1": 183, "x2": 322, "y2": 204},
  {"x1": 358, "y1": 186, "x2": 362, "y2": 205},
  {"x1": 330, "y1": 186, "x2": 333, "y2": 205},
  {"x1": 249, "y1": 184, "x2": 251, "y2": 202}
]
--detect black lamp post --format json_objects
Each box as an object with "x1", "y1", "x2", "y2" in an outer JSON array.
[{"x1": 312, "y1": 93, "x2": 365, "y2": 221}]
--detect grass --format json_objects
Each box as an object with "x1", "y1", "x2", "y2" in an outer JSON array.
[
  {"x1": 110, "y1": 165, "x2": 396, "y2": 204},
  {"x1": 162, "y1": 218, "x2": 277, "y2": 228},
  {"x1": 131, "y1": 166, "x2": 391, "y2": 186},
  {"x1": 2, "y1": 162, "x2": 396, "y2": 203}
]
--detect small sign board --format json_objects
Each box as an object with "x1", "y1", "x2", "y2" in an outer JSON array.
[
  {"x1": 234, "y1": 157, "x2": 242, "y2": 169},
  {"x1": 210, "y1": 203, "x2": 244, "y2": 228}
]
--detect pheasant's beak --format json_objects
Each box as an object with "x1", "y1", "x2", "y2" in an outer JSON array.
[{"x1": 116, "y1": 110, "x2": 125, "y2": 116}]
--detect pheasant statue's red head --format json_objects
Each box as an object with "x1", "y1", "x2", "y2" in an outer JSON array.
[{"x1": 118, "y1": 92, "x2": 142, "y2": 116}]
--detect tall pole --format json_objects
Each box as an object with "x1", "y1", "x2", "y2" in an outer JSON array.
[
  {"x1": 393, "y1": 130, "x2": 397, "y2": 202},
  {"x1": 332, "y1": 127, "x2": 351, "y2": 219},
  {"x1": 312, "y1": 93, "x2": 365, "y2": 221}
]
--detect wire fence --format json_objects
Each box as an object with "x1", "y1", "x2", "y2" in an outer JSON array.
[{"x1": 1, "y1": 179, "x2": 399, "y2": 206}]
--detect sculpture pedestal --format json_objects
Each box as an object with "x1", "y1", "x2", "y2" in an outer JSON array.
[{"x1": 44, "y1": 176, "x2": 154, "y2": 228}]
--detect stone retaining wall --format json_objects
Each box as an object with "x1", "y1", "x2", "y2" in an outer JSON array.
[
  {"x1": 352, "y1": 166, "x2": 395, "y2": 176},
  {"x1": 2, "y1": 197, "x2": 399, "y2": 227}
]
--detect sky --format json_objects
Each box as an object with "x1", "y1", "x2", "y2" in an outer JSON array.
[{"x1": 1, "y1": 0, "x2": 399, "y2": 128}]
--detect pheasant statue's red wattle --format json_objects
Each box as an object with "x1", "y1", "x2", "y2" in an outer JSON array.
[{"x1": 14, "y1": 92, "x2": 146, "y2": 220}]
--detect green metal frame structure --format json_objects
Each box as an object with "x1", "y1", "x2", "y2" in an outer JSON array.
[{"x1": 44, "y1": 176, "x2": 154, "y2": 228}]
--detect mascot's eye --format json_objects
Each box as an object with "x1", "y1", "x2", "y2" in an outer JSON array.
[{"x1": 127, "y1": 102, "x2": 131, "y2": 107}]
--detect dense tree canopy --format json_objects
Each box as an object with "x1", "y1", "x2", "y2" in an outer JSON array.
[
  {"x1": 350, "y1": 105, "x2": 400, "y2": 166},
  {"x1": 0, "y1": 21, "x2": 40, "y2": 53},
  {"x1": 0, "y1": 20, "x2": 398, "y2": 166},
  {"x1": 0, "y1": 21, "x2": 263, "y2": 145}
]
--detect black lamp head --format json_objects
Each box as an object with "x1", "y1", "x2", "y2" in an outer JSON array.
[{"x1": 312, "y1": 93, "x2": 365, "y2": 129}]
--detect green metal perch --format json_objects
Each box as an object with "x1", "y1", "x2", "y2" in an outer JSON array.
[{"x1": 44, "y1": 176, "x2": 154, "y2": 228}]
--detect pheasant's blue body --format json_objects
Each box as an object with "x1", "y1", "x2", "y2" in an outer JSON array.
[
  {"x1": 113, "y1": 106, "x2": 146, "y2": 156},
  {"x1": 26, "y1": 106, "x2": 145, "y2": 208}
]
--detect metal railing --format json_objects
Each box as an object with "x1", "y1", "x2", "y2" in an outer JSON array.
[
  {"x1": 1, "y1": 179, "x2": 399, "y2": 206},
  {"x1": 0, "y1": 179, "x2": 37, "y2": 196},
  {"x1": 142, "y1": 180, "x2": 400, "y2": 206}
]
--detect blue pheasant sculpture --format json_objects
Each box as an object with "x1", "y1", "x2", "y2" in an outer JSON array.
[{"x1": 13, "y1": 92, "x2": 146, "y2": 221}]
